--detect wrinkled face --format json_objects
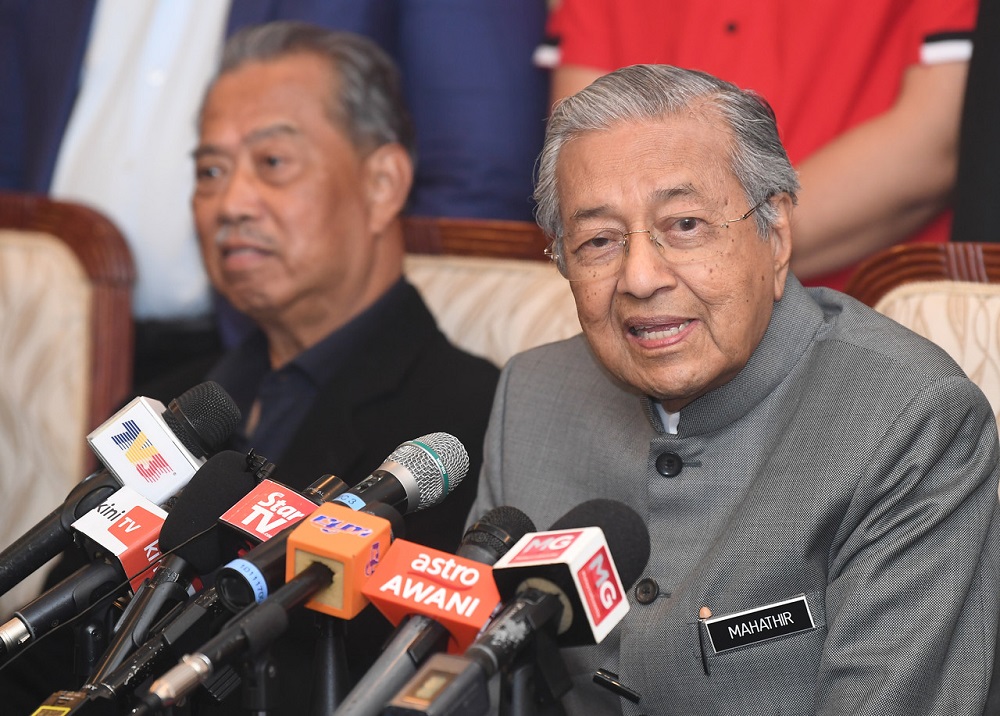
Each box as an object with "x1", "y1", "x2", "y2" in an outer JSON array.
[
  {"x1": 192, "y1": 53, "x2": 380, "y2": 329},
  {"x1": 556, "y1": 114, "x2": 792, "y2": 411}
]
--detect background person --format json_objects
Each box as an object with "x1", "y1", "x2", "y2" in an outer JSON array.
[
  {"x1": 1, "y1": 23, "x2": 500, "y2": 715},
  {"x1": 0, "y1": 0, "x2": 548, "y2": 384}
]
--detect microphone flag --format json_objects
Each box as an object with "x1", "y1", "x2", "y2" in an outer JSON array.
[
  {"x1": 87, "y1": 397, "x2": 204, "y2": 505},
  {"x1": 362, "y1": 539, "x2": 501, "y2": 653},
  {"x1": 219, "y1": 478, "x2": 317, "y2": 542},
  {"x1": 285, "y1": 502, "x2": 394, "y2": 619},
  {"x1": 491, "y1": 526, "x2": 629, "y2": 645},
  {"x1": 71, "y1": 486, "x2": 166, "y2": 590}
]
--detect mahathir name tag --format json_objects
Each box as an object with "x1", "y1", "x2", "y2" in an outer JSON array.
[{"x1": 704, "y1": 594, "x2": 815, "y2": 653}]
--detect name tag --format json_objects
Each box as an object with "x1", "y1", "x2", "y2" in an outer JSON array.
[{"x1": 705, "y1": 594, "x2": 815, "y2": 653}]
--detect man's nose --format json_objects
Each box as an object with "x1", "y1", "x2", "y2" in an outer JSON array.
[
  {"x1": 217, "y1": 164, "x2": 262, "y2": 224},
  {"x1": 618, "y1": 230, "x2": 676, "y2": 296}
]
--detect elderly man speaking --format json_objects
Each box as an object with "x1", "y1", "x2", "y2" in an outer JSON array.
[{"x1": 470, "y1": 65, "x2": 1000, "y2": 715}]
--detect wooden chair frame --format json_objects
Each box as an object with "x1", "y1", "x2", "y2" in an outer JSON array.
[
  {"x1": 845, "y1": 242, "x2": 1000, "y2": 308},
  {"x1": 0, "y1": 192, "x2": 135, "y2": 435},
  {"x1": 403, "y1": 215, "x2": 549, "y2": 261}
]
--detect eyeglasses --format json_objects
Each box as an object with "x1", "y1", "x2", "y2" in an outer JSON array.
[{"x1": 545, "y1": 199, "x2": 767, "y2": 282}]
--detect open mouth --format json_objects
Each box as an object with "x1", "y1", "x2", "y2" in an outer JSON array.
[{"x1": 629, "y1": 319, "x2": 692, "y2": 340}]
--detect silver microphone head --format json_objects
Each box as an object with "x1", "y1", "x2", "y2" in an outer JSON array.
[{"x1": 383, "y1": 432, "x2": 469, "y2": 512}]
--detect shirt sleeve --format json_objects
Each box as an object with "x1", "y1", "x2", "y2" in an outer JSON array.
[
  {"x1": 915, "y1": 0, "x2": 977, "y2": 64},
  {"x1": 546, "y1": 0, "x2": 620, "y2": 71}
]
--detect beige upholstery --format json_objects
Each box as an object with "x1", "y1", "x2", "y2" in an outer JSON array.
[
  {"x1": 873, "y1": 281, "x2": 1000, "y2": 421},
  {"x1": 845, "y1": 242, "x2": 1000, "y2": 427},
  {"x1": 405, "y1": 253, "x2": 580, "y2": 367},
  {"x1": 401, "y1": 216, "x2": 581, "y2": 367},
  {"x1": 0, "y1": 231, "x2": 96, "y2": 612},
  {"x1": 0, "y1": 193, "x2": 134, "y2": 615}
]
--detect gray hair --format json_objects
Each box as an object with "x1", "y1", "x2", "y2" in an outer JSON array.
[
  {"x1": 209, "y1": 21, "x2": 415, "y2": 160},
  {"x1": 534, "y1": 64, "x2": 799, "y2": 245}
]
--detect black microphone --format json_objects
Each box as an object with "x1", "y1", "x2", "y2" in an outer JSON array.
[
  {"x1": 385, "y1": 500, "x2": 651, "y2": 716},
  {"x1": 334, "y1": 506, "x2": 536, "y2": 716},
  {"x1": 75, "y1": 471, "x2": 351, "y2": 707},
  {"x1": 26, "y1": 560, "x2": 341, "y2": 716},
  {"x1": 215, "y1": 433, "x2": 470, "y2": 613},
  {"x1": 0, "y1": 560, "x2": 123, "y2": 662},
  {"x1": 489, "y1": 499, "x2": 651, "y2": 646},
  {"x1": 0, "y1": 381, "x2": 240, "y2": 599},
  {"x1": 84, "y1": 450, "x2": 262, "y2": 681},
  {"x1": 134, "y1": 563, "x2": 335, "y2": 716},
  {"x1": 135, "y1": 503, "x2": 408, "y2": 714},
  {"x1": 0, "y1": 450, "x2": 257, "y2": 664}
]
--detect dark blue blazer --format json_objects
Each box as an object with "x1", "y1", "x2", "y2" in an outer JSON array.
[{"x1": 0, "y1": 0, "x2": 548, "y2": 220}]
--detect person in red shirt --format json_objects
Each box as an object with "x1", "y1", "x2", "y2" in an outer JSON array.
[{"x1": 542, "y1": 0, "x2": 975, "y2": 290}]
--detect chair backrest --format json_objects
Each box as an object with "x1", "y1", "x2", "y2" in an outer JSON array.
[
  {"x1": 0, "y1": 192, "x2": 135, "y2": 611},
  {"x1": 844, "y1": 242, "x2": 1000, "y2": 421},
  {"x1": 402, "y1": 216, "x2": 581, "y2": 368}
]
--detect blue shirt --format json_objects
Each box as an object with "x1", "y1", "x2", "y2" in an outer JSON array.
[{"x1": 207, "y1": 278, "x2": 413, "y2": 462}]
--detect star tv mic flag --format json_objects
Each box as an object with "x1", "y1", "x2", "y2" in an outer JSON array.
[{"x1": 215, "y1": 432, "x2": 469, "y2": 612}]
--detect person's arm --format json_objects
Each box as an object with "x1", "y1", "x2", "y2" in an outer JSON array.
[
  {"x1": 815, "y1": 375, "x2": 1000, "y2": 713},
  {"x1": 550, "y1": 65, "x2": 604, "y2": 107},
  {"x1": 791, "y1": 61, "x2": 968, "y2": 278}
]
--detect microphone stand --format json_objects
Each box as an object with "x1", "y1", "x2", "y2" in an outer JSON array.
[
  {"x1": 498, "y1": 631, "x2": 569, "y2": 716},
  {"x1": 310, "y1": 612, "x2": 349, "y2": 714},
  {"x1": 87, "y1": 554, "x2": 192, "y2": 682},
  {"x1": 242, "y1": 647, "x2": 280, "y2": 716},
  {"x1": 75, "y1": 590, "x2": 122, "y2": 682}
]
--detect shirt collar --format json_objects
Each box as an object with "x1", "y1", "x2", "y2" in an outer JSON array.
[{"x1": 292, "y1": 277, "x2": 412, "y2": 387}]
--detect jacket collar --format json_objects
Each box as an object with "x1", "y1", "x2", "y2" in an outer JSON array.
[{"x1": 643, "y1": 275, "x2": 825, "y2": 436}]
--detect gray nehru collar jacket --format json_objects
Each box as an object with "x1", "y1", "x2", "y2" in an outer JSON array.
[{"x1": 472, "y1": 275, "x2": 1000, "y2": 716}]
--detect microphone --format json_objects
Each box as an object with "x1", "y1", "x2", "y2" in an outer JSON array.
[
  {"x1": 0, "y1": 474, "x2": 222, "y2": 663},
  {"x1": 336, "y1": 506, "x2": 536, "y2": 716},
  {"x1": 0, "y1": 381, "x2": 240, "y2": 599},
  {"x1": 385, "y1": 500, "x2": 651, "y2": 716},
  {"x1": 491, "y1": 499, "x2": 650, "y2": 646},
  {"x1": 84, "y1": 451, "x2": 262, "y2": 681},
  {"x1": 21, "y1": 452, "x2": 262, "y2": 711},
  {"x1": 134, "y1": 563, "x2": 335, "y2": 716},
  {"x1": 75, "y1": 472, "x2": 351, "y2": 706},
  {"x1": 0, "y1": 559, "x2": 122, "y2": 663},
  {"x1": 135, "y1": 503, "x2": 408, "y2": 714},
  {"x1": 0, "y1": 487, "x2": 170, "y2": 663},
  {"x1": 215, "y1": 433, "x2": 469, "y2": 612}
]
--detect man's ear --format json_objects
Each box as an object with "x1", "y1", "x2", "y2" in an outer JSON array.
[
  {"x1": 769, "y1": 192, "x2": 794, "y2": 300},
  {"x1": 363, "y1": 143, "x2": 413, "y2": 236}
]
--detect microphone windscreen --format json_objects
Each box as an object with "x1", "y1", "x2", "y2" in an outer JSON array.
[
  {"x1": 461, "y1": 506, "x2": 536, "y2": 562},
  {"x1": 390, "y1": 433, "x2": 470, "y2": 509},
  {"x1": 549, "y1": 499, "x2": 650, "y2": 588},
  {"x1": 158, "y1": 450, "x2": 258, "y2": 572},
  {"x1": 164, "y1": 381, "x2": 241, "y2": 457}
]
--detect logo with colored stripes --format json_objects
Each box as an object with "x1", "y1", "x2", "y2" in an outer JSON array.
[{"x1": 110, "y1": 420, "x2": 172, "y2": 482}]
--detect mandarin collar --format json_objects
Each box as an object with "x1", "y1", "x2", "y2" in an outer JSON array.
[{"x1": 642, "y1": 275, "x2": 825, "y2": 436}]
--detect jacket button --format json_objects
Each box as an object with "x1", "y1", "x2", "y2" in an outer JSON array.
[
  {"x1": 655, "y1": 451, "x2": 683, "y2": 477},
  {"x1": 634, "y1": 578, "x2": 659, "y2": 604}
]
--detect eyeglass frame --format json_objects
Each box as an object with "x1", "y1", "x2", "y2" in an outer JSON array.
[{"x1": 544, "y1": 197, "x2": 770, "y2": 281}]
